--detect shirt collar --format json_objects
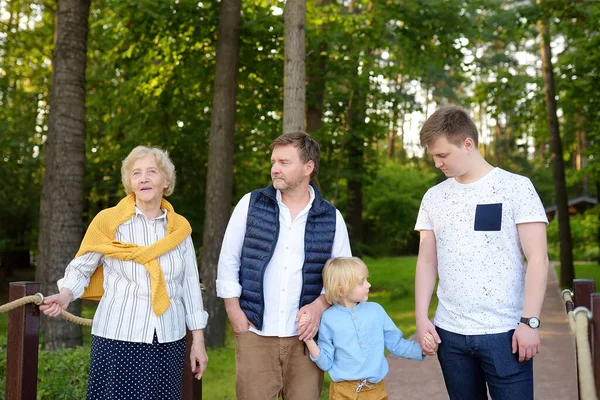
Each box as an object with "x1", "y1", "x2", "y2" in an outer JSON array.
[
  {"x1": 275, "y1": 185, "x2": 316, "y2": 207},
  {"x1": 134, "y1": 206, "x2": 168, "y2": 221},
  {"x1": 332, "y1": 302, "x2": 365, "y2": 313}
]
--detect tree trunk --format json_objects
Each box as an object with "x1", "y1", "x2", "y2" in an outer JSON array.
[
  {"x1": 575, "y1": 114, "x2": 589, "y2": 196},
  {"x1": 283, "y1": 0, "x2": 306, "y2": 133},
  {"x1": 346, "y1": 75, "x2": 367, "y2": 254},
  {"x1": 538, "y1": 8, "x2": 574, "y2": 288},
  {"x1": 306, "y1": 0, "x2": 328, "y2": 135},
  {"x1": 36, "y1": 0, "x2": 90, "y2": 350},
  {"x1": 199, "y1": 0, "x2": 241, "y2": 348},
  {"x1": 385, "y1": 99, "x2": 395, "y2": 159}
]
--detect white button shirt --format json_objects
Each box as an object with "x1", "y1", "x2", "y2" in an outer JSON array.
[
  {"x1": 58, "y1": 207, "x2": 208, "y2": 344},
  {"x1": 216, "y1": 186, "x2": 352, "y2": 337}
]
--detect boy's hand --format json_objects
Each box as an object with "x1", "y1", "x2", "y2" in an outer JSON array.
[
  {"x1": 296, "y1": 302, "x2": 323, "y2": 341},
  {"x1": 299, "y1": 313, "x2": 311, "y2": 328},
  {"x1": 417, "y1": 318, "x2": 441, "y2": 356},
  {"x1": 423, "y1": 332, "x2": 439, "y2": 354}
]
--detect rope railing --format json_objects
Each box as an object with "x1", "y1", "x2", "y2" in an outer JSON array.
[
  {"x1": 562, "y1": 289, "x2": 598, "y2": 400},
  {"x1": 0, "y1": 292, "x2": 93, "y2": 326}
]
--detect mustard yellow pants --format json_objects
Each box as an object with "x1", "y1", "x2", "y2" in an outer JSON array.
[{"x1": 329, "y1": 379, "x2": 388, "y2": 400}]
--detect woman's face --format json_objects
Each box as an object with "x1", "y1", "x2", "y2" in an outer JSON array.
[{"x1": 130, "y1": 154, "x2": 168, "y2": 205}]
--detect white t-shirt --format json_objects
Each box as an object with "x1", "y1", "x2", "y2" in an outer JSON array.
[{"x1": 415, "y1": 168, "x2": 548, "y2": 335}]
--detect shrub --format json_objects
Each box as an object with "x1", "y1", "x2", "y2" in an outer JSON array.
[
  {"x1": 363, "y1": 162, "x2": 436, "y2": 256},
  {"x1": 547, "y1": 206, "x2": 600, "y2": 261},
  {"x1": 0, "y1": 338, "x2": 89, "y2": 400}
]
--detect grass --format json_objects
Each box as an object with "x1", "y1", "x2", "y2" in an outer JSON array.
[
  {"x1": 555, "y1": 263, "x2": 600, "y2": 287},
  {"x1": 1, "y1": 256, "x2": 429, "y2": 399}
]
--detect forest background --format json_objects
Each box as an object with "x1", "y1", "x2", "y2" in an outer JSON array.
[{"x1": 1, "y1": 0, "x2": 599, "y2": 353}]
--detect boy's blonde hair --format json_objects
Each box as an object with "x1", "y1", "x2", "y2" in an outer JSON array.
[{"x1": 322, "y1": 257, "x2": 369, "y2": 305}]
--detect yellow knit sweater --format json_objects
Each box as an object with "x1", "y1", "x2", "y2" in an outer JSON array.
[{"x1": 78, "y1": 194, "x2": 192, "y2": 316}]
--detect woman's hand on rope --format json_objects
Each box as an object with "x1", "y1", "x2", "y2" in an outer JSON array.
[
  {"x1": 39, "y1": 288, "x2": 74, "y2": 318},
  {"x1": 190, "y1": 329, "x2": 208, "y2": 380},
  {"x1": 512, "y1": 323, "x2": 541, "y2": 362}
]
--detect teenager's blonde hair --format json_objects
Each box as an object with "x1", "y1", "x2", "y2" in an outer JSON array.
[
  {"x1": 323, "y1": 257, "x2": 369, "y2": 305},
  {"x1": 121, "y1": 146, "x2": 176, "y2": 197}
]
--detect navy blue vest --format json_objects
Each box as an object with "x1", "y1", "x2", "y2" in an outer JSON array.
[{"x1": 238, "y1": 182, "x2": 337, "y2": 330}]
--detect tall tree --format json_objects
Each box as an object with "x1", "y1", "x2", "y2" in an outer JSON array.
[
  {"x1": 36, "y1": 0, "x2": 91, "y2": 350},
  {"x1": 199, "y1": 0, "x2": 242, "y2": 348},
  {"x1": 537, "y1": 0, "x2": 574, "y2": 287},
  {"x1": 305, "y1": 0, "x2": 329, "y2": 135},
  {"x1": 283, "y1": 0, "x2": 306, "y2": 133}
]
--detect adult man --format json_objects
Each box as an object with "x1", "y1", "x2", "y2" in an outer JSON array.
[
  {"x1": 217, "y1": 132, "x2": 351, "y2": 399},
  {"x1": 414, "y1": 106, "x2": 549, "y2": 399}
]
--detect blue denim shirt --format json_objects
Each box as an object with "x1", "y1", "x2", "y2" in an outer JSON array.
[{"x1": 312, "y1": 302, "x2": 425, "y2": 383}]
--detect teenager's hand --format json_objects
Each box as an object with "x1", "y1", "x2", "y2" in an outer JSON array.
[
  {"x1": 512, "y1": 323, "x2": 540, "y2": 362},
  {"x1": 226, "y1": 305, "x2": 254, "y2": 334},
  {"x1": 39, "y1": 288, "x2": 73, "y2": 318},
  {"x1": 416, "y1": 318, "x2": 441, "y2": 356},
  {"x1": 296, "y1": 302, "x2": 323, "y2": 341}
]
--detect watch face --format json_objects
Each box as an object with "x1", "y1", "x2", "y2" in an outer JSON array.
[{"x1": 529, "y1": 317, "x2": 540, "y2": 328}]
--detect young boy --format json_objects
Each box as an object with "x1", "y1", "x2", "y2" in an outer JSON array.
[{"x1": 302, "y1": 257, "x2": 433, "y2": 399}]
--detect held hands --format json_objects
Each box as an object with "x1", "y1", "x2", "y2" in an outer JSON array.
[
  {"x1": 298, "y1": 314, "x2": 311, "y2": 340},
  {"x1": 423, "y1": 332, "x2": 438, "y2": 354},
  {"x1": 417, "y1": 318, "x2": 441, "y2": 356},
  {"x1": 39, "y1": 288, "x2": 74, "y2": 318},
  {"x1": 512, "y1": 323, "x2": 540, "y2": 362},
  {"x1": 296, "y1": 302, "x2": 323, "y2": 341}
]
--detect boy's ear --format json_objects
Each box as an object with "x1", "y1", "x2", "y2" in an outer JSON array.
[{"x1": 337, "y1": 287, "x2": 345, "y2": 298}]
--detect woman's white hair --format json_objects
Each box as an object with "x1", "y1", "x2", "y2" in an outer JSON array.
[{"x1": 121, "y1": 146, "x2": 176, "y2": 197}]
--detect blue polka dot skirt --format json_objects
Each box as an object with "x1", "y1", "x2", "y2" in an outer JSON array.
[{"x1": 86, "y1": 333, "x2": 186, "y2": 400}]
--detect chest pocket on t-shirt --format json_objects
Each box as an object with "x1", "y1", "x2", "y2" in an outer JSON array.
[{"x1": 474, "y1": 203, "x2": 502, "y2": 231}]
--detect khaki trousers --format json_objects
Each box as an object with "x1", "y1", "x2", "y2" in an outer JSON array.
[
  {"x1": 235, "y1": 332, "x2": 323, "y2": 400},
  {"x1": 329, "y1": 380, "x2": 388, "y2": 400}
]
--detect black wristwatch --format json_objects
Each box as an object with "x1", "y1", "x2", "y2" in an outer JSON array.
[{"x1": 520, "y1": 316, "x2": 540, "y2": 329}]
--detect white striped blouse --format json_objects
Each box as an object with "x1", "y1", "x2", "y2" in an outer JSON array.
[{"x1": 58, "y1": 207, "x2": 208, "y2": 344}]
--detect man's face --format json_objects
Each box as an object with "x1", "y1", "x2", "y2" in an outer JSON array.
[
  {"x1": 270, "y1": 144, "x2": 313, "y2": 192},
  {"x1": 427, "y1": 136, "x2": 472, "y2": 178}
]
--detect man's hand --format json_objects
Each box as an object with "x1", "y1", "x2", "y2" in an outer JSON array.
[
  {"x1": 512, "y1": 323, "x2": 540, "y2": 362},
  {"x1": 225, "y1": 300, "x2": 254, "y2": 334},
  {"x1": 296, "y1": 302, "x2": 324, "y2": 341},
  {"x1": 416, "y1": 318, "x2": 441, "y2": 356}
]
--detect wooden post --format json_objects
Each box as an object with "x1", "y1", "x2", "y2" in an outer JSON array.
[
  {"x1": 591, "y1": 294, "x2": 600, "y2": 397},
  {"x1": 182, "y1": 328, "x2": 202, "y2": 399},
  {"x1": 5, "y1": 281, "x2": 41, "y2": 400},
  {"x1": 573, "y1": 279, "x2": 595, "y2": 309}
]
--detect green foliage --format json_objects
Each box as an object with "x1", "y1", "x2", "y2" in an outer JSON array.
[
  {"x1": 0, "y1": 336, "x2": 88, "y2": 400},
  {"x1": 363, "y1": 162, "x2": 436, "y2": 255},
  {"x1": 547, "y1": 207, "x2": 600, "y2": 261},
  {"x1": 36, "y1": 346, "x2": 89, "y2": 399}
]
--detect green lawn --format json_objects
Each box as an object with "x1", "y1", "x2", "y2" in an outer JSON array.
[
  {"x1": 555, "y1": 263, "x2": 600, "y2": 289},
  {"x1": 0, "y1": 256, "x2": 428, "y2": 399}
]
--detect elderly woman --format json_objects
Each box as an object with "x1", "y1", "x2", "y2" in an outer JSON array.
[{"x1": 40, "y1": 146, "x2": 208, "y2": 399}]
